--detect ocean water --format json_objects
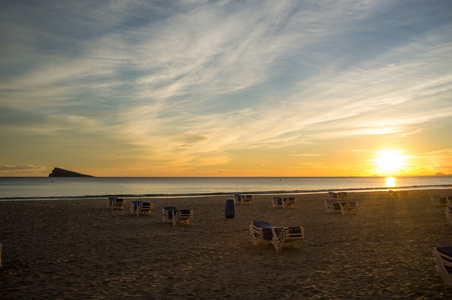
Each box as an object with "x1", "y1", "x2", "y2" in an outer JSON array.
[{"x1": 0, "y1": 176, "x2": 451, "y2": 200}]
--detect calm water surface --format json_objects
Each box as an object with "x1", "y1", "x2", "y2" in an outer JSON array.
[{"x1": 0, "y1": 176, "x2": 451, "y2": 200}]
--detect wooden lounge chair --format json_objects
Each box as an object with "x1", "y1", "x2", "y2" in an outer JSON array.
[
  {"x1": 434, "y1": 246, "x2": 452, "y2": 288},
  {"x1": 249, "y1": 221, "x2": 304, "y2": 252},
  {"x1": 432, "y1": 196, "x2": 448, "y2": 207},
  {"x1": 108, "y1": 197, "x2": 125, "y2": 210},
  {"x1": 162, "y1": 207, "x2": 193, "y2": 225}
]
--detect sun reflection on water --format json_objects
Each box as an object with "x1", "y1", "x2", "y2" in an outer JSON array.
[{"x1": 385, "y1": 177, "x2": 396, "y2": 187}]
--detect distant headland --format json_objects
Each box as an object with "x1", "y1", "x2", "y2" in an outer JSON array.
[{"x1": 49, "y1": 167, "x2": 94, "y2": 177}]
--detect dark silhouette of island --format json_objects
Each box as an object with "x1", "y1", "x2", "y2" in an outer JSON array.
[{"x1": 49, "y1": 167, "x2": 94, "y2": 177}]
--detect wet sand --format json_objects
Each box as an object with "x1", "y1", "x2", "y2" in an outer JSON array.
[{"x1": 1, "y1": 189, "x2": 452, "y2": 299}]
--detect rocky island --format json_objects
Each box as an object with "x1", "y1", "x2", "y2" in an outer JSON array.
[{"x1": 49, "y1": 167, "x2": 94, "y2": 177}]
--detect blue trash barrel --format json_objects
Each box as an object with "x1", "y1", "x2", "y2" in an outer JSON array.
[{"x1": 225, "y1": 198, "x2": 235, "y2": 218}]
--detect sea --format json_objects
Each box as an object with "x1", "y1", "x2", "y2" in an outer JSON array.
[{"x1": 0, "y1": 176, "x2": 451, "y2": 201}]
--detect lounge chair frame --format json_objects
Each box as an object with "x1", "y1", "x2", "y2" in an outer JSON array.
[
  {"x1": 235, "y1": 194, "x2": 253, "y2": 205},
  {"x1": 162, "y1": 207, "x2": 193, "y2": 226},
  {"x1": 108, "y1": 197, "x2": 125, "y2": 210},
  {"x1": 272, "y1": 197, "x2": 296, "y2": 209},
  {"x1": 432, "y1": 196, "x2": 449, "y2": 207},
  {"x1": 249, "y1": 221, "x2": 304, "y2": 252},
  {"x1": 130, "y1": 201, "x2": 153, "y2": 216},
  {"x1": 434, "y1": 247, "x2": 452, "y2": 288},
  {"x1": 328, "y1": 192, "x2": 348, "y2": 200},
  {"x1": 325, "y1": 200, "x2": 359, "y2": 214}
]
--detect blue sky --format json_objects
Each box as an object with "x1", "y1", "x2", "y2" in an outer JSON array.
[{"x1": 1, "y1": 0, "x2": 451, "y2": 177}]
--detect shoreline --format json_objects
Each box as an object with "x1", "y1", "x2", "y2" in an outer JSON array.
[{"x1": 1, "y1": 188, "x2": 452, "y2": 298}]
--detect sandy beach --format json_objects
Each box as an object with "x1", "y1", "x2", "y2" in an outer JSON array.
[{"x1": 1, "y1": 189, "x2": 452, "y2": 299}]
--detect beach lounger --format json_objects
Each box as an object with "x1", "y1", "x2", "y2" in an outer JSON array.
[
  {"x1": 135, "y1": 201, "x2": 153, "y2": 216},
  {"x1": 340, "y1": 201, "x2": 359, "y2": 214},
  {"x1": 272, "y1": 197, "x2": 284, "y2": 208},
  {"x1": 434, "y1": 246, "x2": 452, "y2": 288},
  {"x1": 249, "y1": 221, "x2": 304, "y2": 252},
  {"x1": 108, "y1": 197, "x2": 125, "y2": 210},
  {"x1": 273, "y1": 197, "x2": 296, "y2": 209},
  {"x1": 162, "y1": 207, "x2": 193, "y2": 225},
  {"x1": 325, "y1": 200, "x2": 342, "y2": 213},
  {"x1": 388, "y1": 190, "x2": 398, "y2": 198},
  {"x1": 398, "y1": 191, "x2": 408, "y2": 197},
  {"x1": 162, "y1": 207, "x2": 178, "y2": 223},
  {"x1": 235, "y1": 194, "x2": 253, "y2": 205},
  {"x1": 432, "y1": 196, "x2": 448, "y2": 207},
  {"x1": 130, "y1": 201, "x2": 141, "y2": 214},
  {"x1": 283, "y1": 197, "x2": 296, "y2": 209},
  {"x1": 328, "y1": 191, "x2": 347, "y2": 200},
  {"x1": 174, "y1": 209, "x2": 194, "y2": 225},
  {"x1": 446, "y1": 207, "x2": 452, "y2": 225}
]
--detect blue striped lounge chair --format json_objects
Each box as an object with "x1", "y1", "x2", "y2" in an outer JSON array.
[
  {"x1": 434, "y1": 246, "x2": 452, "y2": 288},
  {"x1": 249, "y1": 221, "x2": 304, "y2": 252}
]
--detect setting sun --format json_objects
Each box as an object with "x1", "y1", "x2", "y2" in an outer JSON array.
[{"x1": 375, "y1": 150, "x2": 407, "y2": 175}]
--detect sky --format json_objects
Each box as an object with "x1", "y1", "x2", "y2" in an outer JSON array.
[{"x1": 1, "y1": 0, "x2": 452, "y2": 177}]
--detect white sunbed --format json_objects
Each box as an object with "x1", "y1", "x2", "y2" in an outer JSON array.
[
  {"x1": 340, "y1": 201, "x2": 359, "y2": 214},
  {"x1": 130, "y1": 201, "x2": 153, "y2": 216},
  {"x1": 235, "y1": 194, "x2": 253, "y2": 205},
  {"x1": 432, "y1": 196, "x2": 449, "y2": 207},
  {"x1": 434, "y1": 246, "x2": 452, "y2": 288},
  {"x1": 272, "y1": 197, "x2": 284, "y2": 208},
  {"x1": 162, "y1": 207, "x2": 193, "y2": 226},
  {"x1": 249, "y1": 221, "x2": 304, "y2": 252},
  {"x1": 325, "y1": 200, "x2": 343, "y2": 214},
  {"x1": 271, "y1": 197, "x2": 296, "y2": 209},
  {"x1": 108, "y1": 197, "x2": 125, "y2": 210},
  {"x1": 282, "y1": 197, "x2": 296, "y2": 209},
  {"x1": 328, "y1": 191, "x2": 348, "y2": 200}
]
